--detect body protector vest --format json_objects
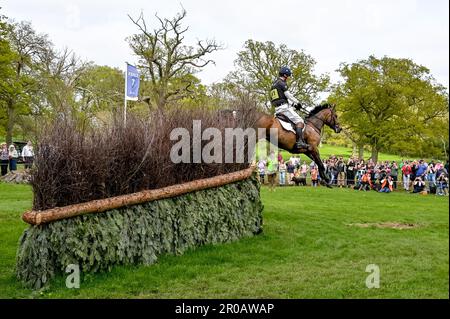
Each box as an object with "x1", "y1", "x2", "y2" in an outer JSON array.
[{"x1": 270, "y1": 78, "x2": 289, "y2": 107}]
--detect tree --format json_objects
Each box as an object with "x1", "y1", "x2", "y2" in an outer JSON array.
[
  {"x1": 0, "y1": 13, "x2": 15, "y2": 139},
  {"x1": 75, "y1": 65, "x2": 124, "y2": 119},
  {"x1": 0, "y1": 20, "x2": 51, "y2": 144},
  {"x1": 330, "y1": 55, "x2": 449, "y2": 161},
  {"x1": 127, "y1": 9, "x2": 222, "y2": 109},
  {"x1": 225, "y1": 40, "x2": 330, "y2": 108},
  {"x1": 28, "y1": 46, "x2": 89, "y2": 132}
]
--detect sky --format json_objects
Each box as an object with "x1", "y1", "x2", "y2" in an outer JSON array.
[{"x1": 2, "y1": 0, "x2": 449, "y2": 92}]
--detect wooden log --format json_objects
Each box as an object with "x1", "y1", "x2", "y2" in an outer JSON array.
[{"x1": 22, "y1": 166, "x2": 256, "y2": 225}]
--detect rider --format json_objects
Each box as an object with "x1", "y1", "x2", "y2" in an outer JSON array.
[{"x1": 269, "y1": 66, "x2": 309, "y2": 149}]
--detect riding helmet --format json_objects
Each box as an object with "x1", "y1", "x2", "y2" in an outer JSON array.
[{"x1": 279, "y1": 66, "x2": 292, "y2": 77}]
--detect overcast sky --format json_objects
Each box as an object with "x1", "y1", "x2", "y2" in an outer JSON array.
[{"x1": 2, "y1": 0, "x2": 449, "y2": 92}]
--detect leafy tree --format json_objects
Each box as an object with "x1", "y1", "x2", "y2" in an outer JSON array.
[
  {"x1": 127, "y1": 9, "x2": 222, "y2": 109},
  {"x1": 75, "y1": 64, "x2": 124, "y2": 119},
  {"x1": 330, "y1": 55, "x2": 449, "y2": 161},
  {"x1": 0, "y1": 13, "x2": 15, "y2": 139},
  {"x1": 225, "y1": 40, "x2": 329, "y2": 108},
  {"x1": 0, "y1": 20, "x2": 51, "y2": 144}
]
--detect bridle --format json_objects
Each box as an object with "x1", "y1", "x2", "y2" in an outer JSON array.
[{"x1": 303, "y1": 107, "x2": 338, "y2": 134}]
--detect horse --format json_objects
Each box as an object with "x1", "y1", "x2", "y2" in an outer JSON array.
[{"x1": 256, "y1": 103, "x2": 342, "y2": 187}]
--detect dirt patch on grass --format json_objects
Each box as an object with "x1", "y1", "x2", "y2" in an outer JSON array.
[{"x1": 348, "y1": 222, "x2": 419, "y2": 230}]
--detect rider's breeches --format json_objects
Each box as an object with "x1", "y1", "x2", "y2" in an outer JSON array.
[{"x1": 275, "y1": 104, "x2": 304, "y2": 125}]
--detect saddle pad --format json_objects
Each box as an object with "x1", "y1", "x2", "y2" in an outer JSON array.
[{"x1": 277, "y1": 118, "x2": 296, "y2": 133}]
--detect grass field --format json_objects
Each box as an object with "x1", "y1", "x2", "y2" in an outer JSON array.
[{"x1": 0, "y1": 182, "x2": 448, "y2": 299}]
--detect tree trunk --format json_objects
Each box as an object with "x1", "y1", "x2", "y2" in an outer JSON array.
[
  {"x1": 371, "y1": 145, "x2": 379, "y2": 163},
  {"x1": 157, "y1": 86, "x2": 167, "y2": 110},
  {"x1": 358, "y1": 144, "x2": 364, "y2": 160}
]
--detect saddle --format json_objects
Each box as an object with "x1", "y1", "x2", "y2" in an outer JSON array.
[{"x1": 275, "y1": 113, "x2": 296, "y2": 133}]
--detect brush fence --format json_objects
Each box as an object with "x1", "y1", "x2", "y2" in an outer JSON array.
[{"x1": 16, "y1": 167, "x2": 263, "y2": 289}]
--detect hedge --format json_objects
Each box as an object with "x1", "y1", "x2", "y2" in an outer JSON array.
[{"x1": 16, "y1": 174, "x2": 263, "y2": 289}]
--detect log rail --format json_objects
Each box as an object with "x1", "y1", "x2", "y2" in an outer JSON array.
[{"x1": 22, "y1": 166, "x2": 256, "y2": 225}]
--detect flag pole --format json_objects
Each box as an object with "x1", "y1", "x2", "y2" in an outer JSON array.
[{"x1": 124, "y1": 62, "x2": 128, "y2": 126}]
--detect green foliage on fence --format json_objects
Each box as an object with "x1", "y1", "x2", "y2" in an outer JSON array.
[{"x1": 16, "y1": 175, "x2": 263, "y2": 289}]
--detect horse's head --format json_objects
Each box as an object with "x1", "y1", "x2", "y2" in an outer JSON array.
[
  {"x1": 307, "y1": 103, "x2": 342, "y2": 133},
  {"x1": 328, "y1": 104, "x2": 342, "y2": 133}
]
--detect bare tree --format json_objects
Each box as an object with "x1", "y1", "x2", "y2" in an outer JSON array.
[
  {"x1": 38, "y1": 47, "x2": 89, "y2": 114},
  {"x1": 127, "y1": 9, "x2": 222, "y2": 109}
]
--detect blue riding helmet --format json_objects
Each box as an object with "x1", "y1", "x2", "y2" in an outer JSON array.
[{"x1": 279, "y1": 66, "x2": 292, "y2": 77}]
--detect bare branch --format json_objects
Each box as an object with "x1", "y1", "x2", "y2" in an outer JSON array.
[{"x1": 127, "y1": 9, "x2": 222, "y2": 109}]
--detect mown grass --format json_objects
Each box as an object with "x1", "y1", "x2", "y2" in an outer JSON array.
[{"x1": 0, "y1": 182, "x2": 448, "y2": 299}]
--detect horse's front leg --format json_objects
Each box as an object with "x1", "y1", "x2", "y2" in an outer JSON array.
[{"x1": 306, "y1": 149, "x2": 332, "y2": 188}]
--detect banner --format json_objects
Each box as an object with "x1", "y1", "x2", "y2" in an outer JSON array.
[{"x1": 125, "y1": 63, "x2": 140, "y2": 101}]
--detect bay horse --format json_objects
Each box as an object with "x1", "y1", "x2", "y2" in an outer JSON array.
[{"x1": 256, "y1": 104, "x2": 342, "y2": 187}]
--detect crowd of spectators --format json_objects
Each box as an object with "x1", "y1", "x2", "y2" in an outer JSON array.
[
  {"x1": 0, "y1": 141, "x2": 34, "y2": 176},
  {"x1": 257, "y1": 153, "x2": 449, "y2": 196}
]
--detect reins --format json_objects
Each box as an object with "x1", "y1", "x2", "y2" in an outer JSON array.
[{"x1": 303, "y1": 109, "x2": 327, "y2": 134}]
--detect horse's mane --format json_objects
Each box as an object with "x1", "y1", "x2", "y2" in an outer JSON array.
[{"x1": 306, "y1": 103, "x2": 332, "y2": 118}]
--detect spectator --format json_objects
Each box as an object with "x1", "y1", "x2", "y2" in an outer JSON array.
[
  {"x1": 309, "y1": 160, "x2": 316, "y2": 171},
  {"x1": 287, "y1": 160, "x2": 296, "y2": 185},
  {"x1": 8, "y1": 144, "x2": 18, "y2": 172},
  {"x1": 354, "y1": 166, "x2": 364, "y2": 189},
  {"x1": 22, "y1": 141, "x2": 34, "y2": 170},
  {"x1": 0, "y1": 143, "x2": 9, "y2": 176},
  {"x1": 415, "y1": 159, "x2": 428, "y2": 180},
  {"x1": 436, "y1": 173, "x2": 448, "y2": 196},
  {"x1": 279, "y1": 160, "x2": 287, "y2": 186},
  {"x1": 373, "y1": 176, "x2": 382, "y2": 192},
  {"x1": 358, "y1": 171, "x2": 372, "y2": 191},
  {"x1": 402, "y1": 161, "x2": 412, "y2": 191},
  {"x1": 257, "y1": 159, "x2": 266, "y2": 184},
  {"x1": 337, "y1": 157, "x2": 346, "y2": 188},
  {"x1": 412, "y1": 176, "x2": 426, "y2": 194},
  {"x1": 410, "y1": 160, "x2": 418, "y2": 181},
  {"x1": 374, "y1": 167, "x2": 382, "y2": 188},
  {"x1": 289, "y1": 155, "x2": 300, "y2": 169},
  {"x1": 426, "y1": 162, "x2": 437, "y2": 188},
  {"x1": 436, "y1": 162, "x2": 448, "y2": 179},
  {"x1": 399, "y1": 159, "x2": 405, "y2": 171},
  {"x1": 328, "y1": 161, "x2": 338, "y2": 186},
  {"x1": 346, "y1": 157, "x2": 356, "y2": 187},
  {"x1": 311, "y1": 165, "x2": 319, "y2": 187},
  {"x1": 369, "y1": 165, "x2": 376, "y2": 186},
  {"x1": 266, "y1": 151, "x2": 278, "y2": 191},
  {"x1": 300, "y1": 161, "x2": 309, "y2": 182},
  {"x1": 277, "y1": 151, "x2": 283, "y2": 163},
  {"x1": 379, "y1": 175, "x2": 394, "y2": 193},
  {"x1": 390, "y1": 162, "x2": 399, "y2": 189}
]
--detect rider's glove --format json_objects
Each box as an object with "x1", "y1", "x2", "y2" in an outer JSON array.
[{"x1": 293, "y1": 103, "x2": 303, "y2": 110}]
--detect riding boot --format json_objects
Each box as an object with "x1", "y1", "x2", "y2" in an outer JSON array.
[{"x1": 295, "y1": 127, "x2": 309, "y2": 149}]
